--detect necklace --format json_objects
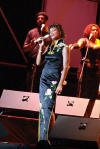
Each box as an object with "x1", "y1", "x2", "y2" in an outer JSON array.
[
  {"x1": 48, "y1": 39, "x2": 64, "y2": 55},
  {"x1": 48, "y1": 41, "x2": 55, "y2": 54}
]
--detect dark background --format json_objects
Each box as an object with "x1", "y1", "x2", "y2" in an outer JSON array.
[{"x1": 0, "y1": 0, "x2": 43, "y2": 95}]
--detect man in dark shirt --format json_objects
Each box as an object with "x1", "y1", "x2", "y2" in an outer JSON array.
[{"x1": 23, "y1": 11, "x2": 49, "y2": 92}]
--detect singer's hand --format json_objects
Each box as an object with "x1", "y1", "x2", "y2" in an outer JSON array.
[
  {"x1": 38, "y1": 37, "x2": 44, "y2": 47},
  {"x1": 69, "y1": 44, "x2": 77, "y2": 50},
  {"x1": 69, "y1": 44, "x2": 74, "y2": 50},
  {"x1": 55, "y1": 84, "x2": 63, "y2": 94},
  {"x1": 30, "y1": 37, "x2": 36, "y2": 47}
]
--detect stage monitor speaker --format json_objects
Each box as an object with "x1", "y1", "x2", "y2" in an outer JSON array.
[
  {"x1": 0, "y1": 89, "x2": 39, "y2": 112},
  {"x1": 0, "y1": 115, "x2": 38, "y2": 144},
  {"x1": 0, "y1": 122, "x2": 8, "y2": 138},
  {"x1": 55, "y1": 96, "x2": 89, "y2": 116},
  {"x1": 0, "y1": 143, "x2": 21, "y2": 149},
  {"x1": 49, "y1": 115, "x2": 100, "y2": 149},
  {"x1": 90, "y1": 99, "x2": 100, "y2": 118}
]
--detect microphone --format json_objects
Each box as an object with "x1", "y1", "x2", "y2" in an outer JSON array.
[
  {"x1": 34, "y1": 34, "x2": 50, "y2": 43},
  {"x1": 89, "y1": 33, "x2": 93, "y2": 40},
  {"x1": 41, "y1": 24, "x2": 45, "y2": 32}
]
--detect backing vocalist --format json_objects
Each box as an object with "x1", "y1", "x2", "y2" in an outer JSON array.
[{"x1": 69, "y1": 24, "x2": 100, "y2": 100}]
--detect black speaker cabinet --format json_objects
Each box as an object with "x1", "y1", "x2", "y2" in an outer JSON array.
[
  {"x1": 0, "y1": 122, "x2": 8, "y2": 138},
  {"x1": 0, "y1": 115, "x2": 38, "y2": 144},
  {"x1": 49, "y1": 115, "x2": 100, "y2": 149}
]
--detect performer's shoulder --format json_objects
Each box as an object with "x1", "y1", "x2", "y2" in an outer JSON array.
[
  {"x1": 95, "y1": 38, "x2": 100, "y2": 46},
  {"x1": 29, "y1": 27, "x2": 38, "y2": 32}
]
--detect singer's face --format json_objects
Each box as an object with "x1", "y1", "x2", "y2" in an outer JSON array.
[
  {"x1": 50, "y1": 27, "x2": 61, "y2": 40},
  {"x1": 91, "y1": 26, "x2": 99, "y2": 39},
  {"x1": 37, "y1": 15, "x2": 46, "y2": 26}
]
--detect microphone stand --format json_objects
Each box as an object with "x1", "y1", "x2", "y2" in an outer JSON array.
[
  {"x1": 77, "y1": 46, "x2": 89, "y2": 98},
  {"x1": 77, "y1": 36, "x2": 96, "y2": 118}
]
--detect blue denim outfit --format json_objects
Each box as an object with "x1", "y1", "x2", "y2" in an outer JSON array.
[{"x1": 38, "y1": 39, "x2": 67, "y2": 141}]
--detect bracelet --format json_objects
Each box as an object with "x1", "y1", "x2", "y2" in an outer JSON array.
[{"x1": 39, "y1": 50, "x2": 42, "y2": 53}]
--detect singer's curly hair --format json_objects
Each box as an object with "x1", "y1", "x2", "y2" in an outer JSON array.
[
  {"x1": 83, "y1": 24, "x2": 100, "y2": 38},
  {"x1": 48, "y1": 24, "x2": 65, "y2": 39}
]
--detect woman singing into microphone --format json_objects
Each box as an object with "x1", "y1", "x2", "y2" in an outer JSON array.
[
  {"x1": 36, "y1": 23, "x2": 70, "y2": 148},
  {"x1": 70, "y1": 24, "x2": 100, "y2": 100}
]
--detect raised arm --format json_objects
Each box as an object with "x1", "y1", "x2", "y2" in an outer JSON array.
[
  {"x1": 36, "y1": 41, "x2": 44, "y2": 66},
  {"x1": 69, "y1": 38, "x2": 88, "y2": 50},
  {"x1": 36, "y1": 38, "x2": 48, "y2": 66},
  {"x1": 69, "y1": 37, "x2": 100, "y2": 50}
]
